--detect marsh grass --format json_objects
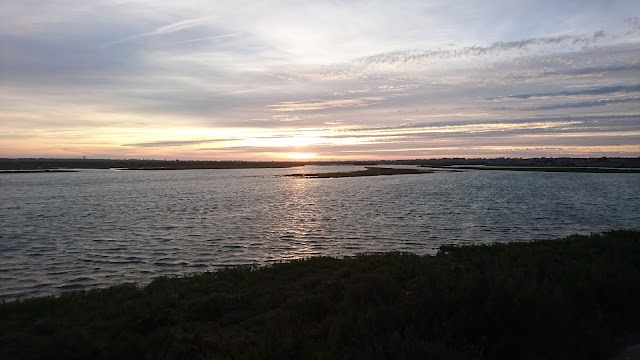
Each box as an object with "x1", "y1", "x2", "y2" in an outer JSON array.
[{"x1": 1, "y1": 230, "x2": 639, "y2": 359}]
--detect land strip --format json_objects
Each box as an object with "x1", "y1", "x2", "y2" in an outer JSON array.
[
  {"x1": 283, "y1": 167, "x2": 433, "y2": 178},
  {"x1": 419, "y1": 166, "x2": 640, "y2": 173},
  {"x1": 1, "y1": 157, "x2": 639, "y2": 171}
]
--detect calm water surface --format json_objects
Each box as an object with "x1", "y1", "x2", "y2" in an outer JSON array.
[{"x1": 1, "y1": 166, "x2": 639, "y2": 299}]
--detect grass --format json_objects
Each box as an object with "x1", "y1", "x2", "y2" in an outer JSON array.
[
  {"x1": 283, "y1": 167, "x2": 433, "y2": 178},
  {"x1": 1, "y1": 230, "x2": 639, "y2": 359}
]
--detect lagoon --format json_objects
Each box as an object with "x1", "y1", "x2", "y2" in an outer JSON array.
[{"x1": 1, "y1": 165, "x2": 639, "y2": 299}]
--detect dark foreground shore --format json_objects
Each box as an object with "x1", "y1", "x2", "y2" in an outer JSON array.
[{"x1": 2, "y1": 231, "x2": 639, "y2": 359}]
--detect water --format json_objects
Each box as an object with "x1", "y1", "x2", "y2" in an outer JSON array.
[{"x1": 1, "y1": 166, "x2": 639, "y2": 299}]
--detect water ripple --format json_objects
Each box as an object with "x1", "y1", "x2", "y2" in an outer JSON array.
[{"x1": 1, "y1": 167, "x2": 639, "y2": 299}]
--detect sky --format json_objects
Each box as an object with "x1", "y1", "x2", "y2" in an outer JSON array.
[{"x1": 1, "y1": 0, "x2": 639, "y2": 160}]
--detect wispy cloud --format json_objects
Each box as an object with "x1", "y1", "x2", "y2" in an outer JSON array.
[
  {"x1": 488, "y1": 84, "x2": 640, "y2": 100},
  {"x1": 344, "y1": 115, "x2": 640, "y2": 133},
  {"x1": 171, "y1": 33, "x2": 243, "y2": 44},
  {"x1": 356, "y1": 31, "x2": 608, "y2": 66},
  {"x1": 124, "y1": 138, "x2": 234, "y2": 148},
  {"x1": 268, "y1": 97, "x2": 386, "y2": 112},
  {"x1": 551, "y1": 64, "x2": 640, "y2": 76},
  {"x1": 528, "y1": 96, "x2": 640, "y2": 110},
  {"x1": 147, "y1": 17, "x2": 214, "y2": 36}
]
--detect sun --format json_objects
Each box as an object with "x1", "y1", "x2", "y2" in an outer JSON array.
[{"x1": 287, "y1": 152, "x2": 316, "y2": 159}]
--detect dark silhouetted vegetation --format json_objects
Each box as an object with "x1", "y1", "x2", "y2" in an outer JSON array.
[
  {"x1": 1, "y1": 231, "x2": 639, "y2": 359},
  {"x1": 0, "y1": 158, "x2": 308, "y2": 171},
  {"x1": 418, "y1": 166, "x2": 640, "y2": 173},
  {"x1": 0, "y1": 170, "x2": 78, "y2": 174},
  {"x1": 404, "y1": 157, "x2": 640, "y2": 168},
  {"x1": 1, "y1": 157, "x2": 639, "y2": 171}
]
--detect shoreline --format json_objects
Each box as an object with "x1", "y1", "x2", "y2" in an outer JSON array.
[
  {"x1": 420, "y1": 165, "x2": 640, "y2": 173},
  {"x1": 0, "y1": 169, "x2": 79, "y2": 174},
  {"x1": 2, "y1": 157, "x2": 639, "y2": 171},
  {"x1": 2, "y1": 230, "x2": 638, "y2": 359}
]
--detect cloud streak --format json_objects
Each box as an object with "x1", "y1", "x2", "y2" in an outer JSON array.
[
  {"x1": 488, "y1": 84, "x2": 640, "y2": 100},
  {"x1": 268, "y1": 97, "x2": 386, "y2": 112},
  {"x1": 171, "y1": 33, "x2": 243, "y2": 44},
  {"x1": 357, "y1": 31, "x2": 608, "y2": 66},
  {"x1": 124, "y1": 138, "x2": 235, "y2": 148},
  {"x1": 528, "y1": 97, "x2": 640, "y2": 110}
]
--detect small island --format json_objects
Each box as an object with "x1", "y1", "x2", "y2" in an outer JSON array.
[
  {"x1": 283, "y1": 167, "x2": 433, "y2": 178},
  {"x1": 122, "y1": 167, "x2": 180, "y2": 171}
]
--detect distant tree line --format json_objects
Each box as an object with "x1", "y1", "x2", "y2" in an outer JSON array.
[{"x1": 0, "y1": 157, "x2": 639, "y2": 170}]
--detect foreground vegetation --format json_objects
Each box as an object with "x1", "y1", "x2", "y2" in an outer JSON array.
[{"x1": 1, "y1": 231, "x2": 639, "y2": 359}]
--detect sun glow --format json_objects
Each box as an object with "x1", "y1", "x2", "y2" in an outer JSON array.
[
  {"x1": 287, "y1": 152, "x2": 317, "y2": 159},
  {"x1": 244, "y1": 131, "x2": 329, "y2": 148}
]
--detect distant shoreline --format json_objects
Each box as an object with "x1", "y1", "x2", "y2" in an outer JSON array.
[
  {"x1": 1, "y1": 157, "x2": 639, "y2": 171},
  {"x1": 419, "y1": 165, "x2": 640, "y2": 173},
  {"x1": 0, "y1": 169, "x2": 79, "y2": 174}
]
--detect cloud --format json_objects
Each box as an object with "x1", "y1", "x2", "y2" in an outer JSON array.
[
  {"x1": 356, "y1": 31, "x2": 609, "y2": 66},
  {"x1": 113, "y1": 113, "x2": 639, "y2": 154},
  {"x1": 342, "y1": 114, "x2": 640, "y2": 134},
  {"x1": 554, "y1": 64, "x2": 640, "y2": 76},
  {"x1": 267, "y1": 97, "x2": 386, "y2": 112},
  {"x1": 147, "y1": 17, "x2": 215, "y2": 36},
  {"x1": 171, "y1": 33, "x2": 243, "y2": 44},
  {"x1": 124, "y1": 139, "x2": 234, "y2": 148},
  {"x1": 106, "y1": 16, "x2": 215, "y2": 45},
  {"x1": 488, "y1": 84, "x2": 640, "y2": 100},
  {"x1": 2, "y1": 0, "x2": 640, "y2": 159},
  {"x1": 529, "y1": 96, "x2": 640, "y2": 110},
  {"x1": 624, "y1": 16, "x2": 640, "y2": 34}
]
